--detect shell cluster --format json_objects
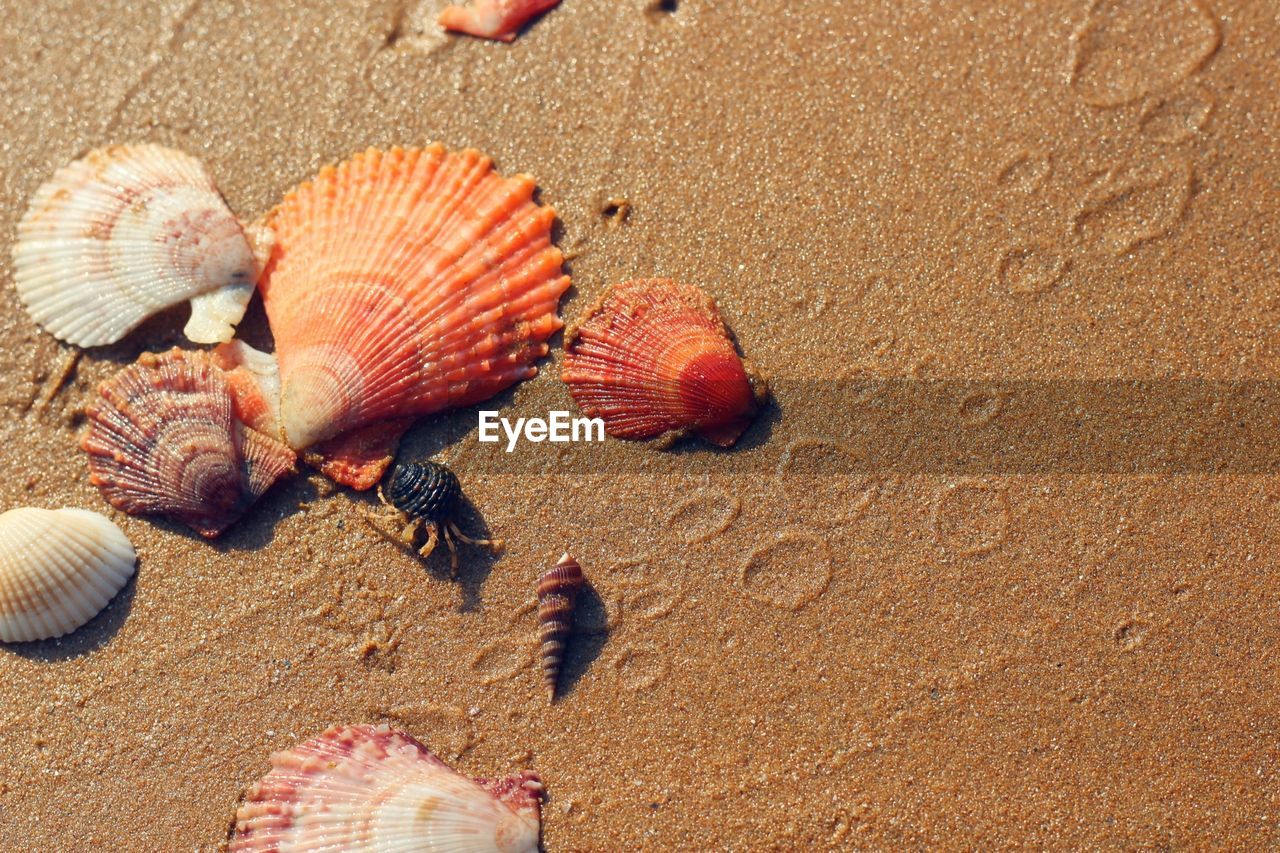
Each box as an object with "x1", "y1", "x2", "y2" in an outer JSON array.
[
  {"x1": 81, "y1": 348, "x2": 295, "y2": 538},
  {"x1": 563, "y1": 279, "x2": 767, "y2": 447},
  {"x1": 14, "y1": 144, "x2": 263, "y2": 347},
  {"x1": 538, "y1": 552, "x2": 585, "y2": 702},
  {"x1": 230, "y1": 724, "x2": 543, "y2": 852},
  {"x1": 0, "y1": 508, "x2": 136, "y2": 643}
]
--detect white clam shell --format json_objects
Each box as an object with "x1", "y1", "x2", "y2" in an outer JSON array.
[
  {"x1": 13, "y1": 144, "x2": 259, "y2": 347},
  {"x1": 0, "y1": 507, "x2": 136, "y2": 643}
]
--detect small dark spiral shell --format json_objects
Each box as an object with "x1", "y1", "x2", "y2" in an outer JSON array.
[
  {"x1": 538, "y1": 553, "x2": 585, "y2": 703},
  {"x1": 385, "y1": 461, "x2": 461, "y2": 522}
]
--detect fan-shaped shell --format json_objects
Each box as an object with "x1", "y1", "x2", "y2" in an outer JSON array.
[
  {"x1": 0, "y1": 508, "x2": 136, "y2": 643},
  {"x1": 538, "y1": 552, "x2": 584, "y2": 702},
  {"x1": 562, "y1": 279, "x2": 766, "y2": 447},
  {"x1": 229, "y1": 723, "x2": 543, "y2": 852},
  {"x1": 260, "y1": 145, "x2": 570, "y2": 452},
  {"x1": 211, "y1": 341, "x2": 409, "y2": 491},
  {"x1": 439, "y1": 0, "x2": 562, "y2": 42},
  {"x1": 81, "y1": 348, "x2": 296, "y2": 538},
  {"x1": 13, "y1": 144, "x2": 262, "y2": 347}
]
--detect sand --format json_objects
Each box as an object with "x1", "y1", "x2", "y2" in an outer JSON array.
[{"x1": 1, "y1": 0, "x2": 1279, "y2": 848}]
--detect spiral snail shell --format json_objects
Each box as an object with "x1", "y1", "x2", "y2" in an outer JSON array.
[{"x1": 538, "y1": 552, "x2": 584, "y2": 703}]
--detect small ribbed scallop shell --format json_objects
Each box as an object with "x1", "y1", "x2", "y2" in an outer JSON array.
[
  {"x1": 562, "y1": 279, "x2": 767, "y2": 447},
  {"x1": 439, "y1": 0, "x2": 562, "y2": 42},
  {"x1": 538, "y1": 552, "x2": 584, "y2": 702},
  {"x1": 230, "y1": 724, "x2": 543, "y2": 852},
  {"x1": 81, "y1": 348, "x2": 296, "y2": 538},
  {"x1": 13, "y1": 144, "x2": 261, "y2": 347},
  {"x1": 0, "y1": 508, "x2": 136, "y2": 643},
  {"x1": 260, "y1": 145, "x2": 571, "y2": 451}
]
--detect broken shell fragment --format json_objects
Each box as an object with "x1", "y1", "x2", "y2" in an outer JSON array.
[
  {"x1": 562, "y1": 279, "x2": 767, "y2": 447},
  {"x1": 439, "y1": 0, "x2": 561, "y2": 42},
  {"x1": 259, "y1": 145, "x2": 570, "y2": 458},
  {"x1": 538, "y1": 552, "x2": 584, "y2": 702},
  {"x1": 0, "y1": 507, "x2": 136, "y2": 643},
  {"x1": 13, "y1": 144, "x2": 261, "y2": 347},
  {"x1": 81, "y1": 348, "x2": 295, "y2": 538},
  {"x1": 229, "y1": 723, "x2": 543, "y2": 852}
]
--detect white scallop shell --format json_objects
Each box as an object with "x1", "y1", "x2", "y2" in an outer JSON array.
[
  {"x1": 0, "y1": 507, "x2": 136, "y2": 643},
  {"x1": 230, "y1": 724, "x2": 543, "y2": 852},
  {"x1": 13, "y1": 144, "x2": 260, "y2": 347}
]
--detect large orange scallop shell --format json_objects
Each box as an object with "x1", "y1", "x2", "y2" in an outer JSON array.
[
  {"x1": 82, "y1": 348, "x2": 296, "y2": 538},
  {"x1": 562, "y1": 279, "x2": 767, "y2": 447},
  {"x1": 259, "y1": 145, "x2": 570, "y2": 454}
]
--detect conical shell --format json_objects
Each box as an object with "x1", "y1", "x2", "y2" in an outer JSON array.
[
  {"x1": 562, "y1": 279, "x2": 766, "y2": 447},
  {"x1": 82, "y1": 348, "x2": 296, "y2": 538},
  {"x1": 538, "y1": 552, "x2": 584, "y2": 702},
  {"x1": 439, "y1": 0, "x2": 562, "y2": 42},
  {"x1": 0, "y1": 508, "x2": 136, "y2": 643},
  {"x1": 260, "y1": 145, "x2": 571, "y2": 451},
  {"x1": 13, "y1": 144, "x2": 262, "y2": 347},
  {"x1": 230, "y1": 723, "x2": 543, "y2": 852}
]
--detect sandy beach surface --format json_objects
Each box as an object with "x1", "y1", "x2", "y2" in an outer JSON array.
[{"x1": 1, "y1": 0, "x2": 1279, "y2": 848}]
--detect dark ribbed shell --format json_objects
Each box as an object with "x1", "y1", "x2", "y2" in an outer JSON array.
[
  {"x1": 385, "y1": 461, "x2": 461, "y2": 522},
  {"x1": 538, "y1": 553, "x2": 585, "y2": 702}
]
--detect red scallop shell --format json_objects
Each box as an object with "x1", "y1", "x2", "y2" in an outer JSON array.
[
  {"x1": 81, "y1": 348, "x2": 295, "y2": 538},
  {"x1": 562, "y1": 279, "x2": 766, "y2": 447}
]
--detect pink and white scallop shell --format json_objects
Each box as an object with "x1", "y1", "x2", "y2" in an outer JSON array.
[
  {"x1": 229, "y1": 724, "x2": 543, "y2": 852},
  {"x1": 13, "y1": 144, "x2": 264, "y2": 347}
]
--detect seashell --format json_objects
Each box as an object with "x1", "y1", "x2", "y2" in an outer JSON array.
[
  {"x1": 229, "y1": 723, "x2": 543, "y2": 852},
  {"x1": 209, "y1": 340, "x2": 282, "y2": 437},
  {"x1": 212, "y1": 341, "x2": 408, "y2": 491},
  {"x1": 0, "y1": 507, "x2": 136, "y2": 643},
  {"x1": 364, "y1": 460, "x2": 502, "y2": 577},
  {"x1": 538, "y1": 552, "x2": 584, "y2": 702},
  {"x1": 562, "y1": 279, "x2": 767, "y2": 447},
  {"x1": 306, "y1": 418, "x2": 414, "y2": 491},
  {"x1": 82, "y1": 348, "x2": 296, "y2": 538},
  {"x1": 13, "y1": 144, "x2": 263, "y2": 347},
  {"x1": 439, "y1": 0, "x2": 561, "y2": 42},
  {"x1": 259, "y1": 145, "x2": 570, "y2": 452},
  {"x1": 385, "y1": 460, "x2": 464, "y2": 523}
]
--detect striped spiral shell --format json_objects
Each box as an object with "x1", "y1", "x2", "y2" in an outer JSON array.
[
  {"x1": 81, "y1": 348, "x2": 296, "y2": 538},
  {"x1": 13, "y1": 144, "x2": 262, "y2": 346},
  {"x1": 0, "y1": 507, "x2": 136, "y2": 643},
  {"x1": 537, "y1": 553, "x2": 584, "y2": 702}
]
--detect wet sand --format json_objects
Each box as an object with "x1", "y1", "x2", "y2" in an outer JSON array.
[{"x1": 2, "y1": 0, "x2": 1279, "y2": 848}]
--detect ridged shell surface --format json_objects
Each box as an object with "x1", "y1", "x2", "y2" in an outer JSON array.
[
  {"x1": 439, "y1": 0, "x2": 562, "y2": 42},
  {"x1": 386, "y1": 460, "x2": 462, "y2": 522},
  {"x1": 259, "y1": 145, "x2": 571, "y2": 450},
  {"x1": 562, "y1": 279, "x2": 765, "y2": 446},
  {"x1": 13, "y1": 144, "x2": 259, "y2": 347},
  {"x1": 0, "y1": 508, "x2": 136, "y2": 643},
  {"x1": 229, "y1": 723, "x2": 543, "y2": 852},
  {"x1": 82, "y1": 348, "x2": 296, "y2": 538},
  {"x1": 538, "y1": 552, "x2": 584, "y2": 702}
]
